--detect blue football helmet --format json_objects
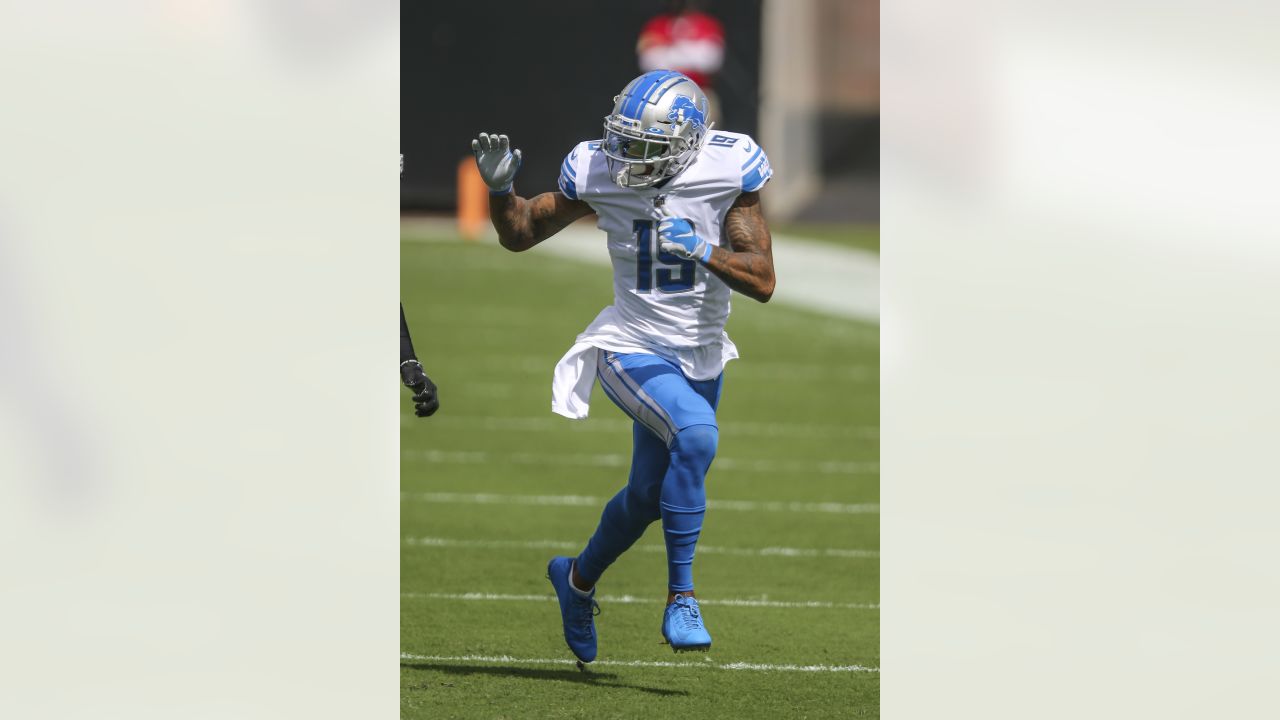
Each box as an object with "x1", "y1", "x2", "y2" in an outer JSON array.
[{"x1": 602, "y1": 70, "x2": 712, "y2": 189}]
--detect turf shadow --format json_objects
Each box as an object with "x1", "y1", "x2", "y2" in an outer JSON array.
[{"x1": 401, "y1": 662, "x2": 689, "y2": 697}]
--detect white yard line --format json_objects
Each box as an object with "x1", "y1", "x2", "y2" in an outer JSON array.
[
  {"x1": 401, "y1": 652, "x2": 879, "y2": 674},
  {"x1": 401, "y1": 491, "x2": 879, "y2": 515},
  {"x1": 403, "y1": 536, "x2": 879, "y2": 559},
  {"x1": 402, "y1": 591, "x2": 879, "y2": 611},
  {"x1": 407, "y1": 413, "x2": 879, "y2": 440},
  {"x1": 402, "y1": 219, "x2": 879, "y2": 322},
  {"x1": 403, "y1": 449, "x2": 878, "y2": 476},
  {"x1": 456, "y1": 353, "x2": 876, "y2": 383}
]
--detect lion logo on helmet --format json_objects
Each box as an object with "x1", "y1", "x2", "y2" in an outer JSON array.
[{"x1": 667, "y1": 95, "x2": 706, "y2": 128}]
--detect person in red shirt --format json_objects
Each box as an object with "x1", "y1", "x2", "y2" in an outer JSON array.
[{"x1": 637, "y1": 1, "x2": 725, "y2": 121}]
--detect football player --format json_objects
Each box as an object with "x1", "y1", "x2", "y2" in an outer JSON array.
[
  {"x1": 400, "y1": 154, "x2": 439, "y2": 417},
  {"x1": 400, "y1": 304, "x2": 438, "y2": 417},
  {"x1": 471, "y1": 70, "x2": 774, "y2": 662}
]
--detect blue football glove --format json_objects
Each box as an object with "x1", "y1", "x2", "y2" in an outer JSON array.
[
  {"x1": 658, "y1": 218, "x2": 711, "y2": 263},
  {"x1": 471, "y1": 132, "x2": 523, "y2": 194}
]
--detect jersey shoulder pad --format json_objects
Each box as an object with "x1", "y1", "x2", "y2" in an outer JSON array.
[
  {"x1": 558, "y1": 140, "x2": 604, "y2": 200},
  {"x1": 701, "y1": 131, "x2": 772, "y2": 192}
]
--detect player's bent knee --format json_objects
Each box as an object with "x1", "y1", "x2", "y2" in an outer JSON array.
[{"x1": 672, "y1": 424, "x2": 718, "y2": 467}]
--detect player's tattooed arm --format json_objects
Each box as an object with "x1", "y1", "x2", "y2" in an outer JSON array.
[
  {"x1": 490, "y1": 192, "x2": 594, "y2": 252},
  {"x1": 704, "y1": 191, "x2": 776, "y2": 303}
]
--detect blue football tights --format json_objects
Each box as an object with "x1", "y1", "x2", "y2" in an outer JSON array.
[{"x1": 575, "y1": 352, "x2": 721, "y2": 593}]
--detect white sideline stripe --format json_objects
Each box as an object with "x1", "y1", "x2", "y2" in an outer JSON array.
[
  {"x1": 404, "y1": 449, "x2": 878, "y2": 476},
  {"x1": 401, "y1": 220, "x2": 879, "y2": 323},
  {"x1": 401, "y1": 652, "x2": 879, "y2": 674},
  {"x1": 409, "y1": 414, "x2": 879, "y2": 440},
  {"x1": 401, "y1": 491, "x2": 879, "y2": 515},
  {"x1": 403, "y1": 536, "x2": 879, "y2": 559},
  {"x1": 402, "y1": 591, "x2": 879, "y2": 611},
  {"x1": 532, "y1": 225, "x2": 880, "y2": 323}
]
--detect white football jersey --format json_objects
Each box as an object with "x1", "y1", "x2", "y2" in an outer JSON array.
[{"x1": 558, "y1": 130, "x2": 772, "y2": 349}]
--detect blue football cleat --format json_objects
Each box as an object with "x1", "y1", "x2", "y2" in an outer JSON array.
[
  {"x1": 662, "y1": 593, "x2": 712, "y2": 652},
  {"x1": 546, "y1": 556, "x2": 600, "y2": 663}
]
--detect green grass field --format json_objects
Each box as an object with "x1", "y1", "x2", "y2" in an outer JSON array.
[
  {"x1": 775, "y1": 223, "x2": 880, "y2": 254},
  {"x1": 401, "y1": 231, "x2": 879, "y2": 719}
]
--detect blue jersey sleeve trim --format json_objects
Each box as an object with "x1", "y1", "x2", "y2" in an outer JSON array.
[
  {"x1": 558, "y1": 148, "x2": 581, "y2": 200},
  {"x1": 743, "y1": 172, "x2": 771, "y2": 193},
  {"x1": 558, "y1": 173, "x2": 578, "y2": 200},
  {"x1": 741, "y1": 148, "x2": 772, "y2": 192}
]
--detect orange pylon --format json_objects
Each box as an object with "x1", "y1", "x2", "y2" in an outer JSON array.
[{"x1": 457, "y1": 158, "x2": 489, "y2": 241}]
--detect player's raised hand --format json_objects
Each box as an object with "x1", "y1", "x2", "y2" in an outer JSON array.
[
  {"x1": 658, "y1": 217, "x2": 711, "y2": 263},
  {"x1": 400, "y1": 360, "x2": 440, "y2": 417},
  {"x1": 471, "y1": 132, "x2": 523, "y2": 194}
]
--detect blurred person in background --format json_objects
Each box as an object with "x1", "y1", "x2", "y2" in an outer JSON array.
[
  {"x1": 471, "y1": 69, "x2": 775, "y2": 664},
  {"x1": 637, "y1": 0, "x2": 725, "y2": 126},
  {"x1": 400, "y1": 155, "x2": 439, "y2": 418}
]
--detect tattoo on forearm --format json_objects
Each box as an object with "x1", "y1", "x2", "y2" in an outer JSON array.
[
  {"x1": 704, "y1": 192, "x2": 776, "y2": 302},
  {"x1": 491, "y1": 192, "x2": 592, "y2": 251}
]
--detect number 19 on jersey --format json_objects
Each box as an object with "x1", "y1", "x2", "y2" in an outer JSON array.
[{"x1": 633, "y1": 219, "x2": 696, "y2": 294}]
